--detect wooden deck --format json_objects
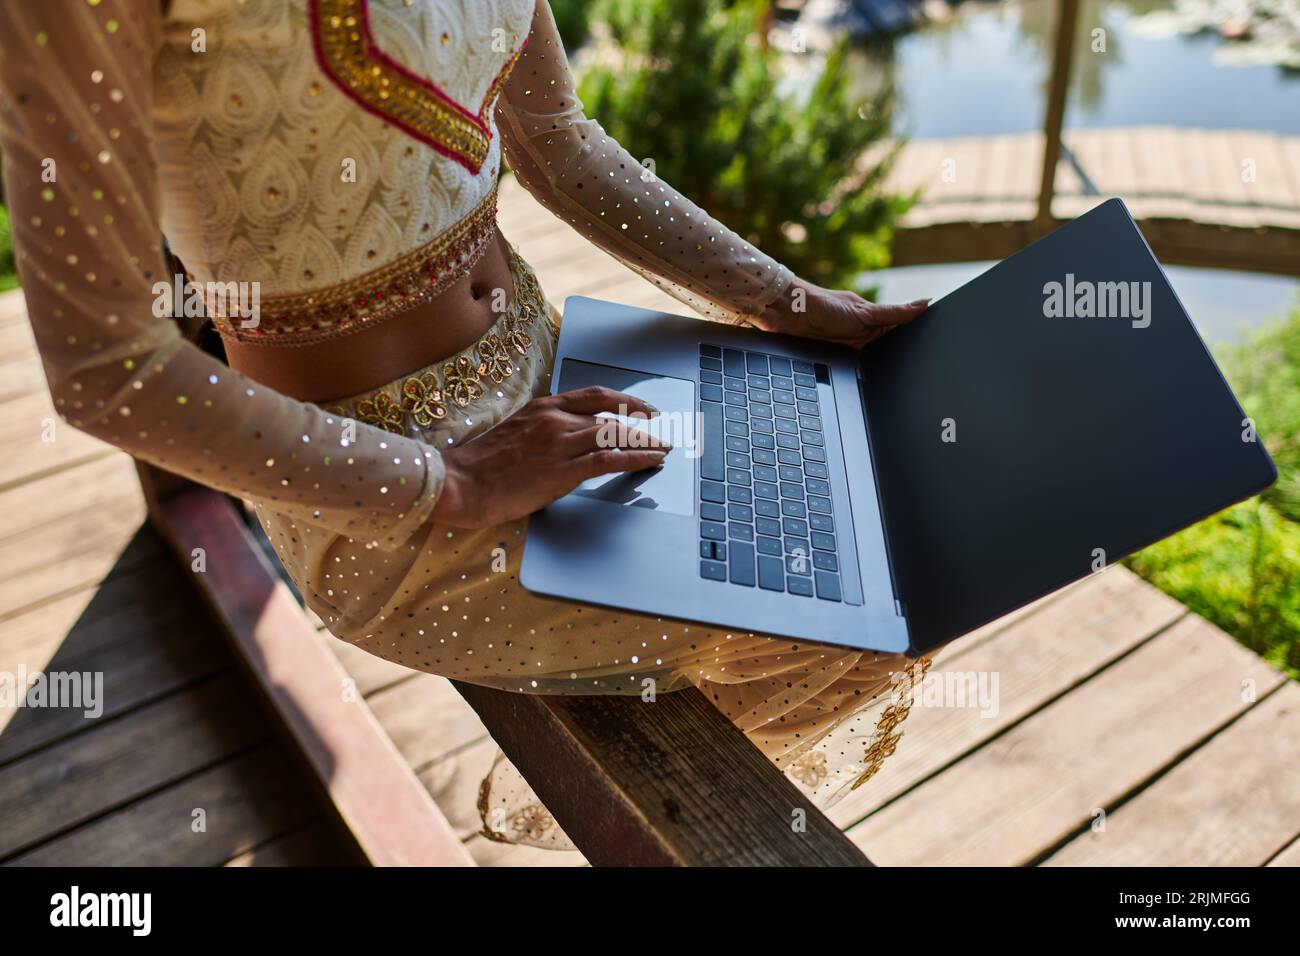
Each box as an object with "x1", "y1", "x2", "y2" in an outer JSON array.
[
  {"x1": 2, "y1": 175, "x2": 1298, "y2": 866},
  {"x1": 886, "y1": 126, "x2": 1300, "y2": 275},
  {"x1": 0, "y1": 291, "x2": 360, "y2": 866}
]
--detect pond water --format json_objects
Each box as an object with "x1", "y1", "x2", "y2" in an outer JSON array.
[
  {"x1": 892, "y1": 0, "x2": 1300, "y2": 138},
  {"x1": 868, "y1": 0, "x2": 1299, "y2": 333}
]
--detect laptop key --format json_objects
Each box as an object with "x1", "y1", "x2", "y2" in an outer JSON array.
[
  {"x1": 746, "y1": 352, "x2": 770, "y2": 375},
  {"x1": 806, "y1": 477, "x2": 831, "y2": 497},
  {"x1": 749, "y1": 403, "x2": 773, "y2": 420},
  {"x1": 756, "y1": 516, "x2": 782, "y2": 538},
  {"x1": 815, "y1": 571, "x2": 842, "y2": 602},
  {"x1": 699, "y1": 369, "x2": 723, "y2": 385},
  {"x1": 700, "y1": 356, "x2": 722, "y2": 372},
  {"x1": 727, "y1": 485, "x2": 753, "y2": 505},
  {"x1": 699, "y1": 540, "x2": 714, "y2": 560},
  {"x1": 796, "y1": 400, "x2": 820, "y2": 417},
  {"x1": 787, "y1": 575, "x2": 814, "y2": 597},
  {"x1": 754, "y1": 481, "x2": 779, "y2": 499},
  {"x1": 758, "y1": 556, "x2": 785, "y2": 591},
  {"x1": 755, "y1": 498, "x2": 781, "y2": 518},
  {"x1": 701, "y1": 480, "x2": 726, "y2": 503},
  {"x1": 701, "y1": 502, "x2": 727, "y2": 522},
  {"x1": 724, "y1": 376, "x2": 747, "y2": 391},
  {"x1": 773, "y1": 389, "x2": 796, "y2": 405},
  {"x1": 728, "y1": 522, "x2": 754, "y2": 542},
  {"x1": 778, "y1": 465, "x2": 803, "y2": 483},
  {"x1": 803, "y1": 460, "x2": 829, "y2": 479},
  {"x1": 807, "y1": 495, "x2": 832, "y2": 514},
  {"x1": 803, "y1": 445, "x2": 827, "y2": 463},
  {"x1": 777, "y1": 449, "x2": 802, "y2": 466},
  {"x1": 780, "y1": 481, "x2": 804, "y2": 500},
  {"x1": 785, "y1": 536, "x2": 810, "y2": 557},
  {"x1": 724, "y1": 390, "x2": 747, "y2": 407},
  {"x1": 756, "y1": 535, "x2": 782, "y2": 557},
  {"x1": 775, "y1": 418, "x2": 798, "y2": 434},
  {"x1": 725, "y1": 435, "x2": 750, "y2": 453},
  {"x1": 781, "y1": 499, "x2": 807, "y2": 519},
  {"x1": 728, "y1": 541, "x2": 756, "y2": 586},
  {"x1": 725, "y1": 420, "x2": 748, "y2": 438},
  {"x1": 700, "y1": 560, "x2": 727, "y2": 582},
  {"x1": 700, "y1": 344, "x2": 722, "y2": 357},
  {"x1": 770, "y1": 357, "x2": 793, "y2": 376},
  {"x1": 802, "y1": 430, "x2": 824, "y2": 448},
  {"x1": 700, "y1": 384, "x2": 723, "y2": 403},
  {"x1": 753, "y1": 464, "x2": 778, "y2": 483},
  {"x1": 809, "y1": 512, "x2": 834, "y2": 533},
  {"x1": 750, "y1": 417, "x2": 774, "y2": 434},
  {"x1": 726, "y1": 451, "x2": 750, "y2": 469},
  {"x1": 811, "y1": 530, "x2": 836, "y2": 552},
  {"x1": 723, "y1": 348, "x2": 746, "y2": 377},
  {"x1": 785, "y1": 553, "x2": 812, "y2": 576},
  {"x1": 701, "y1": 399, "x2": 724, "y2": 481},
  {"x1": 752, "y1": 448, "x2": 777, "y2": 465},
  {"x1": 724, "y1": 405, "x2": 748, "y2": 423},
  {"x1": 701, "y1": 521, "x2": 726, "y2": 541},
  {"x1": 770, "y1": 374, "x2": 794, "y2": 390},
  {"x1": 813, "y1": 550, "x2": 838, "y2": 572},
  {"x1": 776, "y1": 432, "x2": 800, "y2": 450},
  {"x1": 782, "y1": 517, "x2": 809, "y2": 537},
  {"x1": 728, "y1": 503, "x2": 753, "y2": 522},
  {"x1": 726, "y1": 467, "x2": 750, "y2": 486}
]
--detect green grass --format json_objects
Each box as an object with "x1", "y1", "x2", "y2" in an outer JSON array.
[
  {"x1": 0, "y1": 202, "x2": 17, "y2": 291},
  {"x1": 1127, "y1": 302, "x2": 1300, "y2": 680}
]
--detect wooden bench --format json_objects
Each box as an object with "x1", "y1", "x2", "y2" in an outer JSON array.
[{"x1": 137, "y1": 466, "x2": 872, "y2": 866}]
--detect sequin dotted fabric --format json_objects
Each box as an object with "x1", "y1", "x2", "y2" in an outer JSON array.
[{"x1": 0, "y1": 0, "x2": 926, "y2": 849}]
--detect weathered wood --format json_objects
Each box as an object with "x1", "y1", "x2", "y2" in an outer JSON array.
[
  {"x1": 830, "y1": 567, "x2": 1187, "y2": 829},
  {"x1": 0, "y1": 670, "x2": 264, "y2": 859},
  {"x1": 455, "y1": 681, "x2": 872, "y2": 867},
  {"x1": 148, "y1": 483, "x2": 474, "y2": 867},
  {"x1": 13, "y1": 744, "x2": 333, "y2": 867},
  {"x1": 1045, "y1": 683, "x2": 1300, "y2": 866},
  {"x1": 847, "y1": 614, "x2": 1286, "y2": 865},
  {"x1": 225, "y1": 818, "x2": 363, "y2": 867}
]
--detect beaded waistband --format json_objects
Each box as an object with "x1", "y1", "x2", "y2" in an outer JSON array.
[
  {"x1": 326, "y1": 243, "x2": 554, "y2": 438},
  {"x1": 211, "y1": 184, "x2": 499, "y2": 346}
]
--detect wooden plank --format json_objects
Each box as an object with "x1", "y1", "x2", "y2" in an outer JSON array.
[
  {"x1": 225, "y1": 818, "x2": 362, "y2": 867},
  {"x1": 0, "y1": 453, "x2": 140, "y2": 544},
  {"x1": 846, "y1": 614, "x2": 1285, "y2": 865},
  {"x1": 830, "y1": 568, "x2": 1186, "y2": 828},
  {"x1": 1268, "y1": 835, "x2": 1300, "y2": 867},
  {"x1": 0, "y1": 560, "x2": 230, "y2": 764},
  {"x1": 0, "y1": 491, "x2": 153, "y2": 619},
  {"x1": 0, "y1": 669, "x2": 263, "y2": 860},
  {"x1": 366, "y1": 671, "x2": 488, "y2": 770},
  {"x1": 325, "y1": 631, "x2": 419, "y2": 697},
  {"x1": 456, "y1": 681, "x2": 872, "y2": 866},
  {"x1": 0, "y1": 392, "x2": 112, "y2": 492},
  {"x1": 152, "y1": 486, "x2": 474, "y2": 866},
  {"x1": 13, "y1": 744, "x2": 330, "y2": 866},
  {"x1": 1045, "y1": 682, "x2": 1300, "y2": 866}
]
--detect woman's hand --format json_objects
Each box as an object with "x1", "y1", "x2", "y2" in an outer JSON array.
[
  {"x1": 751, "y1": 277, "x2": 930, "y2": 348},
  {"x1": 431, "y1": 386, "x2": 670, "y2": 529}
]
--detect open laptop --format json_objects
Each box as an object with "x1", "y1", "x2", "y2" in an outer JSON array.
[{"x1": 520, "y1": 199, "x2": 1277, "y2": 655}]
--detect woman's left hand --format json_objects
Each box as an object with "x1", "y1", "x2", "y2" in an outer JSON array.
[{"x1": 750, "y1": 277, "x2": 929, "y2": 348}]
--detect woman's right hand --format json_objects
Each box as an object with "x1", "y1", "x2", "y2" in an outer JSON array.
[{"x1": 430, "y1": 386, "x2": 671, "y2": 529}]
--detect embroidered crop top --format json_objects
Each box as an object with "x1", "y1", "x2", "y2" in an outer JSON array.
[{"x1": 0, "y1": 0, "x2": 793, "y2": 547}]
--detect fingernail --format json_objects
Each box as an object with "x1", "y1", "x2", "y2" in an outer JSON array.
[
  {"x1": 644, "y1": 403, "x2": 661, "y2": 417},
  {"x1": 909, "y1": 298, "x2": 931, "y2": 307}
]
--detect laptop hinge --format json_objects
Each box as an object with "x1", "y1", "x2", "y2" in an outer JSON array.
[{"x1": 858, "y1": 362, "x2": 906, "y2": 619}]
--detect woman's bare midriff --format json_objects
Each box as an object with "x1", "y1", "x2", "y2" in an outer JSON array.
[{"x1": 222, "y1": 227, "x2": 516, "y2": 403}]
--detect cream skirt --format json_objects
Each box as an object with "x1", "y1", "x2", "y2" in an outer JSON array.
[{"x1": 252, "y1": 243, "x2": 932, "y2": 850}]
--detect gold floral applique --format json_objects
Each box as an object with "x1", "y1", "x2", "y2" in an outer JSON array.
[
  {"x1": 790, "y1": 750, "x2": 830, "y2": 789},
  {"x1": 478, "y1": 333, "x2": 515, "y2": 384},
  {"x1": 355, "y1": 391, "x2": 405, "y2": 434},
  {"x1": 509, "y1": 803, "x2": 557, "y2": 843},
  {"x1": 400, "y1": 371, "x2": 447, "y2": 426},
  {"x1": 443, "y1": 354, "x2": 486, "y2": 407},
  {"x1": 850, "y1": 655, "x2": 933, "y2": 791}
]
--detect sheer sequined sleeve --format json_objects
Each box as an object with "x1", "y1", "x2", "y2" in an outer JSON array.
[
  {"x1": 496, "y1": 0, "x2": 793, "y2": 324},
  {"x1": 0, "y1": 1, "x2": 443, "y2": 549}
]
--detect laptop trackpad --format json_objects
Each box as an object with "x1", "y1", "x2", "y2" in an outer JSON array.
[{"x1": 557, "y1": 359, "x2": 696, "y2": 518}]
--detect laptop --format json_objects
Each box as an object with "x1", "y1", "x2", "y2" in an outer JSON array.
[{"x1": 520, "y1": 199, "x2": 1277, "y2": 655}]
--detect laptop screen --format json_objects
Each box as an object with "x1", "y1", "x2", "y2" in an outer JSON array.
[{"x1": 860, "y1": 199, "x2": 1276, "y2": 652}]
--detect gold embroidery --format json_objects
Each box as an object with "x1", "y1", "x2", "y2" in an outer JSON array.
[
  {"x1": 399, "y1": 371, "x2": 447, "y2": 426},
  {"x1": 355, "y1": 391, "x2": 404, "y2": 434},
  {"x1": 508, "y1": 803, "x2": 557, "y2": 843},
  {"x1": 330, "y1": 248, "x2": 549, "y2": 435},
  {"x1": 850, "y1": 656, "x2": 933, "y2": 791},
  {"x1": 478, "y1": 334, "x2": 515, "y2": 384},
  {"x1": 217, "y1": 184, "x2": 499, "y2": 345},
  {"x1": 310, "y1": 0, "x2": 519, "y2": 173},
  {"x1": 443, "y1": 354, "x2": 486, "y2": 408}
]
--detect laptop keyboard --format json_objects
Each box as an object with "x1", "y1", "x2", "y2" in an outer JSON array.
[{"x1": 697, "y1": 344, "x2": 842, "y2": 602}]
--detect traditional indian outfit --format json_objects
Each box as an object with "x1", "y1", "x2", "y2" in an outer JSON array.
[{"x1": 0, "y1": 0, "x2": 929, "y2": 850}]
